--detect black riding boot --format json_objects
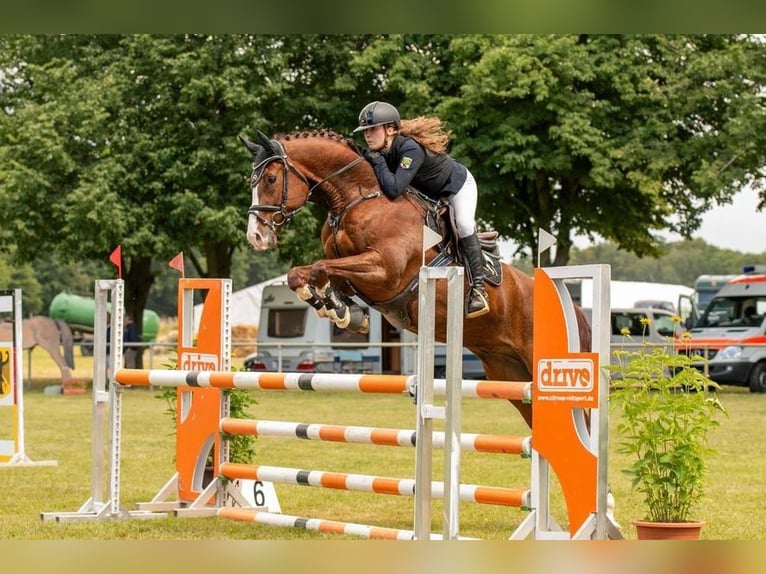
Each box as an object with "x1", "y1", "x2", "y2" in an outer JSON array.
[{"x1": 458, "y1": 233, "x2": 490, "y2": 318}]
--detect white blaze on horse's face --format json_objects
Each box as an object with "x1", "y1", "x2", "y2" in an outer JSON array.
[{"x1": 246, "y1": 178, "x2": 278, "y2": 251}]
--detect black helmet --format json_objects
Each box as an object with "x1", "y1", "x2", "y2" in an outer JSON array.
[{"x1": 353, "y1": 101, "x2": 401, "y2": 133}]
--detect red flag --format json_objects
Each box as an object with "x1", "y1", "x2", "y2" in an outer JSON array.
[
  {"x1": 169, "y1": 251, "x2": 185, "y2": 277},
  {"x1": 109, "y1": 246, "x2": 122, "y2": 279}
]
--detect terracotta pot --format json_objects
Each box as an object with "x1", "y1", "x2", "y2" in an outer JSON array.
[{"x1": 633, "y1": 520, "x2": 704, "y2": 540}]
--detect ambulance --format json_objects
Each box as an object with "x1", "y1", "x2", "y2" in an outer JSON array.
[{"x1": 681, "y1": 266, "x2": 766, "y2": 392}]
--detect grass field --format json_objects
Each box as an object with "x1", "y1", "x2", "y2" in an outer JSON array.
[{"x1": 2, "y1": 346, "x2": 765, "y2": 541}]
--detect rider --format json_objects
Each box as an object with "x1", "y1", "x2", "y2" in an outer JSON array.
[{"x1": 354, "y1": 101, "x2": 489, "y2": 318}]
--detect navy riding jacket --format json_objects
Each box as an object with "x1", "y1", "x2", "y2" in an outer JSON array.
[{"x1": 367, "y1": 135, "x2": 467, "y2": 200}]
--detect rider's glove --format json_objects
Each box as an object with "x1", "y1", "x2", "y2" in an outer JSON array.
[{"x1": 362, "y1": 149, "x2": 382, "y2": 163}]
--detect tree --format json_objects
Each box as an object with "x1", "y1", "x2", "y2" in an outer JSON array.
[
  {"x1": 0, "y1": 255, "x2": 42, "y2": 315},
  {"x1": 0, "y1": 35, "x2": 286, "y2": 352},
  {"x1": 439, "y1": 35, "x2": 766, "y2": 265},
  {"x1": 3, "y1": 34, "x2": 765, "y2": 334},
  {"x1": 0, "y1": 35, "x2": 383, "y2": 336},
  {"x1": 347, "y1": 35, "x2": 766, "y2": 265},
  {"x1": 570, "y1": 238, "x2": 760, "y2": 286}
]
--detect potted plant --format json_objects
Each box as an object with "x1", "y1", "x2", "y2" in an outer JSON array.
[{"x1": 609, "y1": 318, "x2": 727, "y2": 540}]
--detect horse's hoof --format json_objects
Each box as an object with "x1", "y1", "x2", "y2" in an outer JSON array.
[
  {"x1": 347, "y1": 308, "x2": 369, "y2": 334},
  {"x1": 327, "y1": 306, "x2": 350, "y2": 329},
  {"x1": 297, "y1": 285, "x2": 329, "y2": 318},
  {"x1": 334, "y1": 310, "x2": 351, "y2": 329}
]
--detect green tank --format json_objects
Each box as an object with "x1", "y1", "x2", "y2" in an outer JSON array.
[{"x1": 49, "y1": 292, "x2": 160, "y2": 342}]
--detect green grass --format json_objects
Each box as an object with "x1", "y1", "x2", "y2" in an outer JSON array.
[{"x1": 2, "y1": 376, "x2": 763, "y2": 540}]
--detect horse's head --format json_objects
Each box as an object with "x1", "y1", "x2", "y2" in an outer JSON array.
[{"x1": 241, "y1": 131, "x2": 313, "y2": 251}]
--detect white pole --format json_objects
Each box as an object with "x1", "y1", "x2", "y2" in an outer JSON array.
[{"x1": 13, "y1": 289, "x2": 25, "y2": 458}]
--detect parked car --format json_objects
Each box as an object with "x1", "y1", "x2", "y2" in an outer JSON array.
[
  {"x1": 581, "y1": 306, "x2": 686, "y2": 371},
  {"x1": 607, "y1": 307, "x2": 687, "y2": 379},
  {"x1": 609, "y1": 307, "x2": 685, "y2": 347}
]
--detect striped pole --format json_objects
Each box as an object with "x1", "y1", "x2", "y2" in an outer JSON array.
[
  {"x1": 218, "y1": 508, "x2": 480, "y2": 540},
  {"x1": 114, "y1": 369, "x2": 531, "y2": 401},
  {"x1": 220, "y1": 418, "x2": 531, "y2": 456},
  {"x1": 220, "y1": 462, "x2": 530, "y2": 508}
]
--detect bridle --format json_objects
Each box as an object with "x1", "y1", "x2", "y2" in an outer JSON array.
[{"x1": 247, "y1": 140, "x2": 366, "y2": 231}]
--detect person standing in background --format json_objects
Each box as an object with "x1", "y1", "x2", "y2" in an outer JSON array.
[{"x1": 123, "y1": 312, "x2": 139, "y2": 368}]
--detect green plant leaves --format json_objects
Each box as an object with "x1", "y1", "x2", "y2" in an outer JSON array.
[{"x1": 609, "y1": 342, "x2": 727, "y2": 523}]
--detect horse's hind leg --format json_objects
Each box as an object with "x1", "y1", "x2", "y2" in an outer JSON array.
[{"x1": 510, "y1": 400, "x2": 533, "y2": 429}]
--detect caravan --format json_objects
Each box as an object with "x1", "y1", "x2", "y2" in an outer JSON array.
[
  {"x1": 242, "y1": 278, "x2": 485, "y2": 378},
  {"x1": 242, "y1": 279, "x2": 412, "y2": 375}
]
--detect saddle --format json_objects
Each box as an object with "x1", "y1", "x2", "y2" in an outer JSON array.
[
  {"x1": 409, "y1": 189, "x2": 503, "y2": 287},
  {"x1": 366, "y1": 189, "x2": 503, "y2": 329}
]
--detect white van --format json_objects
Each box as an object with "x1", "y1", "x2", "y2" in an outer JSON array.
[{"x1": 579, "y1": 306, "x2": 686, "y2": 377}]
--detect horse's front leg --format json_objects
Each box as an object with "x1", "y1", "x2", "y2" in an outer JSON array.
[
  {"x1": 316, "y1": 284, "x2": 370, "y2": 334},
  {"x1": 287, "y1": 264, "x2": 370, "y2": 334},
  {"x1": 287, "y1": 251, "x2": 395, "y2": 334},
  {"x1": 287, "y1": 265, "x2": 329, "y2": 318}
]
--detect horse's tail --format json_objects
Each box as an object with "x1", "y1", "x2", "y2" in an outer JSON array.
[{"x1": 55, "y1": 319, "x2": 76, "y2": 369}]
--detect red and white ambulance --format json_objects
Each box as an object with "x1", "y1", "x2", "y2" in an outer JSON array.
[{"x1": 681, "y1": 266, "x2": 766, "y2": 392}]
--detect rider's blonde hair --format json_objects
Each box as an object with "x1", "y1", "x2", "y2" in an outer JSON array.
[{"x1": 399, "y1": 116, "x2": 450, "y2": 154}]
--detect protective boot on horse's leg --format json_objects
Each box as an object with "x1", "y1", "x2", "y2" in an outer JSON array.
[
  {"x1": 296, "y1": 284, "x2": 329, "y2": 318},
  {"x1": 459, "y1": 233, "x2": 490, "y2": 318}
]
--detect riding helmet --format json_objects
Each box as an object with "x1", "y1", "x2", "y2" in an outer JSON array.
[{"x1": 353, "y1": 101, "x2": 401, "y2": 132}]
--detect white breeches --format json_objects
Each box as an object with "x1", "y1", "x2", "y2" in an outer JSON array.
[{"x1": 447, "y1": 169, "x2": 478, "y2": 238}]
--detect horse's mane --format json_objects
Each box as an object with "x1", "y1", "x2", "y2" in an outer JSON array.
[
  {"x1": 277, "y1": 130, "x2": 363, "y2": 155},
  {"x1": 273, "y1": 130, "x2": 382, "y2": 199}
]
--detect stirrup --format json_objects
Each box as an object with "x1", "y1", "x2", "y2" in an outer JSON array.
[{"x1": 465, "y1": 288, "x2": 489, "y2": 319}]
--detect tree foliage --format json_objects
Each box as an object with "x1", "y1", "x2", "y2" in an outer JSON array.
[
  {"x1": 0, "y1": 35, "x2": 281, "y2": 343},
  {"x1": 1, "y1": 34, "x2": 765, "y2": 325},
  {"x1": 437, "y1": 35, "x2": 766, "y2": 265}
]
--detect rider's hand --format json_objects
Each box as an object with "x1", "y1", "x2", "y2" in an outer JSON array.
[{"x1": 362, "y1": 149, "x2": 382, "y2": 162}]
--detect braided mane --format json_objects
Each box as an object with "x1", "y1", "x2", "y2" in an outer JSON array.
[{"x1": 278, "y1": 130, "x2": 362, "y2": 154}]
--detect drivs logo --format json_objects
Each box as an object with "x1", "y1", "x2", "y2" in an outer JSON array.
[
  {"x1": 537, "y1": 358, "x2": 594, "y2": 392},
  {"x1": 180, "y1": 352, "x2": 219, "y2": 371}
]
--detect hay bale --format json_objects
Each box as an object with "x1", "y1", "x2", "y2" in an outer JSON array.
[{"x1": 232, "y1": 324, "x2": 258, "y2": 357}]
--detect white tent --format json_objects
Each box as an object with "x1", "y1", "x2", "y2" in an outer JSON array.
[
  {"x1": 577, "y1": 280, "x2": 694, "y2": 313},
  {"x1": 193, "y1": 274, "x2": 287, "y2": 331}
]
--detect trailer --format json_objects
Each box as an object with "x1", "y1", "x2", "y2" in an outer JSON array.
[{"x1": 241, "y1": 279, "x2": 486, "y2": 378}]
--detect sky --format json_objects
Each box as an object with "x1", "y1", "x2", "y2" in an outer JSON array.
[
  {"x1": 500, "y1": 187, "x2": 765, "y2": 259},
  {"x1": 687, "y1": 187, "x2": 765, "y2": 254}
]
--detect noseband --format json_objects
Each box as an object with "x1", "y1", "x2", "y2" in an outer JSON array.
[{"x1": 247, "y1": 141, "x2": 365, "y2": 231}]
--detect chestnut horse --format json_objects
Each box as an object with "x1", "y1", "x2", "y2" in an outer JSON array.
[{"x1": 242, "y1": 130, "x2": 591, "y2": 428}]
